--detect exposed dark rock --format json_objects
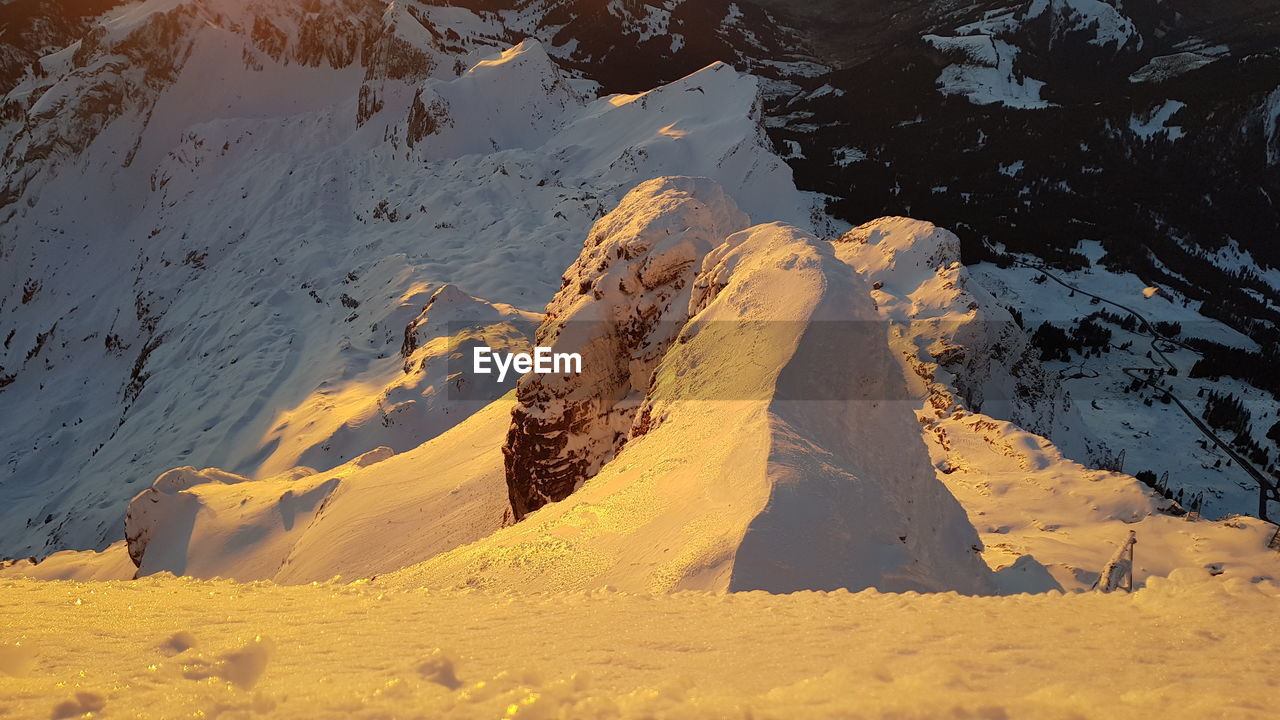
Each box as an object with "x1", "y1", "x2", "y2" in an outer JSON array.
[{"x1": 504, "y1": 177, "x2": 749, "y2": 520}]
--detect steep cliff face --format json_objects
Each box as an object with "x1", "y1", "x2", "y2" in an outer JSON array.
[{"x1": 504, "y1": 177, "x2": 750, "y2": 519}]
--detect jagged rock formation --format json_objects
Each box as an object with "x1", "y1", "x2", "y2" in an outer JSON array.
[
  {"x1": 833, "y1": 217, "x2": 1098, "y2": 463},
  {"x1": 504, "y1": 177, "x2": 749, "y2": 519},
  {"x1": 399, "y1": 202, "x2": 997, "y2": 594}
]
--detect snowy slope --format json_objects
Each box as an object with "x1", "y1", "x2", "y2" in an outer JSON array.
[
  {"x1": 0, "y1": 0, "x2": 824, "y2": 558},
  {"x1": 3, "y1": 392, "x2": 515, "y2": 583},
  {"x1": 253, "y1": 284, "x2": 539, "y2": 480},
  {"x1": 125, "y1": 396, "x2": 515, "y2": 583},
  {"x1": 919, "y1": 0, "x2": 1141, "y2": 110},
  {"x1": 924, "y1": 33, "x2": 1051, "y2": 110},
  {"x1": 832, "y1": 221, "x2": 1280, "y2": 591}
]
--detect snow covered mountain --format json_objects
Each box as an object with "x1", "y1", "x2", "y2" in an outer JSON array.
[
  {"x1": 10, "y1": 177, "x2": 1275, "y2": 602},
  {"x1": 0, "y1": 0, "x2": 827, "y2": 558},
  {"x1": 1, "y1": 0, "x2": 1276, "y2": 593}
]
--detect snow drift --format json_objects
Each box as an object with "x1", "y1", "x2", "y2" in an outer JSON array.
[{"x1": 118, "y1": 395, "x2": 516, "y2": 583}]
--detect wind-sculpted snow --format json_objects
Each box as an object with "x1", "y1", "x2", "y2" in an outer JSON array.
[
  {"x1": 0, "y1": 0, "x2": 818, "y2": 558},
  {"x1": 112, "y1": 397, "x2": 515, "y2": 583},
  {"x1": 123, "y1": 453, "x2": 367, "y2": 578}
]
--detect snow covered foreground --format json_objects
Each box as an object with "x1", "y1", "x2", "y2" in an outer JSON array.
[{"x1": 1, "y1": 572, "x2": 1277, "y2": 719}]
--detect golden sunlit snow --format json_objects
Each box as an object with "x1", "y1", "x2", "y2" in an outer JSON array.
[{"x1": 2, "y1": 572, "x2": 1277, "y2": 719}]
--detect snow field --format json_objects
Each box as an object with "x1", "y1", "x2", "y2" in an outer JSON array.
[{"x1": 0, "y1": 571, "x2": 1276, "y2": 718}]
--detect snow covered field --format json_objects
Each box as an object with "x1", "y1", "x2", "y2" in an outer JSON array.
[{"x1": 2, "y1": 572, "x2": 1277, "y2": 719}]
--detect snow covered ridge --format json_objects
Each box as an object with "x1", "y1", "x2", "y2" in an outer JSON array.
[
  {"x1": 70, "y1": 178, "x2": 989, "y2": 594},
  {"x1": 5, "y1": 175, "x2": 1277, "y2": 595},
  {"x1": 396, "y1": 188, "x2": 998, "y2": 595},
  {"x1": 0, "y1": 0, "x2": 822, "y2": 558}
]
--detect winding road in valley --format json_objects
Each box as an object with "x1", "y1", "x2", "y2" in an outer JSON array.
[{"x1": 1004, "y1": 257, "x2": 1278, "y2": 522}]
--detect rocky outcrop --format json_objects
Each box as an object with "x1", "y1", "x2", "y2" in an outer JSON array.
[
  {"x1": 832, "y1": 217, "x2": 1096, "y2": 463},
  {"x1": 504, "y1": 177, "x2": 749, "y2": 519}
]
